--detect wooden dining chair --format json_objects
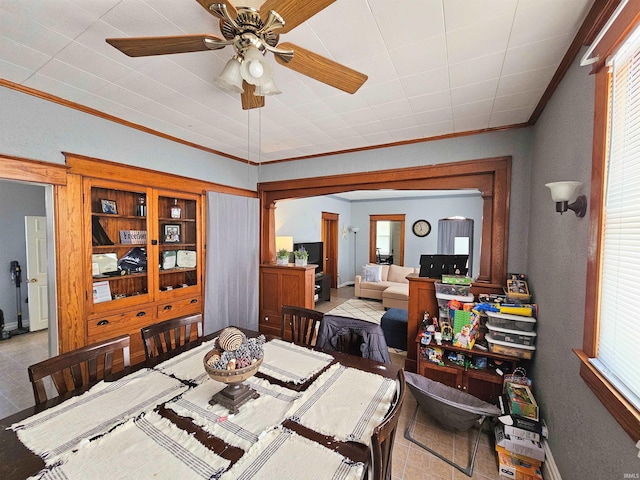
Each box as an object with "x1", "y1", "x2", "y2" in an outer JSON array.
[
  {"x1": 370, "y1": 368, "x2": 406, "y2": 480},
  {"x1": 141, "y1": 313, "x2": 203, "y2": 360},
  {"x1": 281, "y1": 305, "x2": 324, "y2": 347},
  {"x1": 28, "y1": 334, "x2": 131, "y2": 405}
]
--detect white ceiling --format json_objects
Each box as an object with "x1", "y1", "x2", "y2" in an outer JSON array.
[{"x1": 0, "y1": 0, "x2": 594, "y2": 164}]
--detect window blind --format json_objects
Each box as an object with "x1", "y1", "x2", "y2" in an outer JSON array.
[{"x1": 593, "y1": 24, "x2": 640, "y2": 411}]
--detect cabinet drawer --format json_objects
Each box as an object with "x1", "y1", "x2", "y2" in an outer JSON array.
[
  {"x1": 156, "y1": 296, "x2": 201, "y2": 321},
  {"x1": 87, "y1": 307, "x2": 154, "y2": 365},
  {"x1": 88, "y1": 307, "x2": 154, "y2": 341}
]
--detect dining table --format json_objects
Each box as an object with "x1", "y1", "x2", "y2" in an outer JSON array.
[{"x1": 0, "y1": 328, "x2": 401, "y2": 480}]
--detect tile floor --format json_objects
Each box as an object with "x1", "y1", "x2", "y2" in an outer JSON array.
[
  {"x1": 317, "y1": 287, "x2": 502, "y2": 480},
  {"x1": 0, "y1": 329, "x2": 49, "y2": 418},
  {"x1": 0, "y1": 288, "x2": 503, "y2": 480}
]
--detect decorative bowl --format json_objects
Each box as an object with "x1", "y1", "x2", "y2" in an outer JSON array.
[
  {"x1": 203, "y1": 349, "x2": 263, "y2": 384},
  {"x1": 203, "y1": 348, "x2": 264, "y2": 414}
]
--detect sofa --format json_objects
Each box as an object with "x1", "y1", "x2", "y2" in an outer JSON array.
[{"x1": 355, "y1": 263, "x2": 419, "y2": 310}]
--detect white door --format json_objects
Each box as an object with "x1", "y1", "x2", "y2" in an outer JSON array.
[{"x1": 25, "y1": 216, "x2": 48, "y2": 332}]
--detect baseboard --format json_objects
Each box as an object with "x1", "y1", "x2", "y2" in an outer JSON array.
[
  {"x1": 2, "y1": 321, "x2": 30, "y2": 332},
  {"x1": 542, "y1": 439, "x2": 562, "y2": 480},
  {"x1": 337, "y1": 281, "x2": 355, "y2": 288}
]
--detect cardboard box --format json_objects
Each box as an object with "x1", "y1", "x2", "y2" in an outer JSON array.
[
  {"x1": 497, "y1": 448, "x2": 543, "y2": 480},
  {"x1": 495, "y1": 445, "x2": 541, "y2": 469},
  {"x1": 497, "y1": 396, "x2": 547, "y2": 442},
  {"x1": 441, "y1": 274, "x2": 472, "y2": 285},
  {"x1": 494, "y1": 424, "x2": 545, "y2": 462},
  {"x1": 506, "y1": 383, "x2": 539, "y2": 421}
]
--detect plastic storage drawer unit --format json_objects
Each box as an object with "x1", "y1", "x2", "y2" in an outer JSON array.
[
  {"x1": 486, "y1": 334, "x2": 536, "y2": 359},
  {"x1": 436, "y1": 293, "x2": 475, "y2": 310},
  {"x1": 486, "y1": 323, "x2": 536, "y2": 346},
  {"x1": 486, "y1": 311, "x2": 536, "y2": 332},
  {"x1": 435, "y1": 281, "x2": 471, "y2": 297}
]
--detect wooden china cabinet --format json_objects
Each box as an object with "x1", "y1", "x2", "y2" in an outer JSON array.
[{"x1": 66, "y1": 154, "x2": 205, "y2": 365}]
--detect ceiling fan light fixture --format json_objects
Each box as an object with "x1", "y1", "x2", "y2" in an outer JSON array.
[
  {"x1": 240, "y1": 46, "x2": 273, "y2": 86},
  {"x1": 254, "y1": 77, "x2": 281, "y2": 96},
  {"x1": 214, "y1": 56, "x2": 244, "y2": 93}
]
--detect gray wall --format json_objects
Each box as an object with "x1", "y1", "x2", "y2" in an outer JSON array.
[
  {"x1": 275, "y1": 193, "x2": 483, "y2": 285},
  {"x1": 261, "y1": 127, "x2": 533, "y2": 275},
  {"x1": 350, "y1": 194, "x2": 483, "y2": 277},
  {"x1": 275, "y1": 195, "x2": 352, "y2": 286},
  {"x1": 0, "y1": 87, "x2": 256, "y2": 191},
  {"x1": 529, "y1": 52, "x2": 639, "y2": 476},
  {"x1": 0, "y1": 180, "x2": 46, "y2": 329}
]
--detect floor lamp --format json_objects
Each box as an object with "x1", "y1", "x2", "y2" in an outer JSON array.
[{"x1": 350, "y1": 227, "x2": 360, "y2": 278}]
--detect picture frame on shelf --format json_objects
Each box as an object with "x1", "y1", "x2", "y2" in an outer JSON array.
[
  {"x1": 163, "y1": 224, "x2": 181, "y2": 243},
  {"x1": 100, "y1": 199, "x2": 118, "y2": 214}
]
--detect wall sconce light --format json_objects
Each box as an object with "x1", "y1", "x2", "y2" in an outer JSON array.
[{"x1": 545, "y1": 181, "x2": 587, "y2": 217}]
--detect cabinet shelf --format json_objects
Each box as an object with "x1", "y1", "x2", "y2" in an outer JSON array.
[
  {"x1": 159, "y1": 267, "x2": 196, "y2": 275},
  {"x1": 93, "y1": 213, "x2": 147, "y2": 221},
  {"x1": 93, "y1": 243, "x2": 146, "y2": 250},
  {"x1": 158, "y1": 217, "x2": 196, "y2": 222},
  {"x1": 93, "y1": 271, "x2": 147, "y2": 282}
]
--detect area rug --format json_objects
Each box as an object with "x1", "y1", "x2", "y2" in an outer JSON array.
[{"x1": 325, "y1": 298, "x2": 385, "y2": 324}]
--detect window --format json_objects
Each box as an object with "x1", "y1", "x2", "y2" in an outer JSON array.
[
  {"x1": 368, "y1": 214, "x2": 405, "y2": 266},
  {"x1": 376, "y1": 221, "x2": 391, "y2": 256},
  {"x1": 579, "y1": 12, "x2": 640, "y2": 440}
]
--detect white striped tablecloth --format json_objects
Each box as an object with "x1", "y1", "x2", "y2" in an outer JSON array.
[
  {"x1": 220, "y1": 426, "x2": 364, "y2": 480},
  {"x1": 260, "y1": 339, "x2": 334, "y2": 384},
  {"x1": 165, "y1": 375, "x2": 301, "y2": 450},
  {"x1": 11, "y1": 368, "x2": 187, "y2": 463},
  {"x1": 286, "y1": 363, "x2": 396, "y2": 445},
  {"x1": 28, "y1": 411, "x2": 230, "y2": 480}
]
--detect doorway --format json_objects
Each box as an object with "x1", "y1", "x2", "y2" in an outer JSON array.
[
  {"x1": 321, "y1": 212, "x2": 339, "y2": 288},
  {"x1": 0, "y1": 179, "x2": 57, "y2": 352}
]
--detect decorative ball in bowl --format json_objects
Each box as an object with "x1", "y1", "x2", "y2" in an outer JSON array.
[{"x1": 203, "y1": 349, "x2": 263, "y2": 384}]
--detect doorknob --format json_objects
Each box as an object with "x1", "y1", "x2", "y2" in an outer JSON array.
[{"x1": 29, "y1": 278, "x2": 38, "y2": 283}]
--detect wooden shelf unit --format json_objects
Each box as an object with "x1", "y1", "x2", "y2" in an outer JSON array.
[
  {"x1": 416, "y1": 338, "x2": 520, "y2": 404},
  {"x1": 315, "y1": 273, "x2": 331, "y2": 303},
  {"x1": 406, "y1": 274, "x2": 505, "y2": 373}
]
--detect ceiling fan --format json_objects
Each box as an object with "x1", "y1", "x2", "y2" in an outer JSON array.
[{"x1": 106, "y1": 0, "x2": 368, "y2": 110}]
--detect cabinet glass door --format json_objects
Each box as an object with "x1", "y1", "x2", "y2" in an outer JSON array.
[
  {"x1": 90, "y1": 184, "x2": 151, "y2": 307},
  {"x1": 157, "y1": 194, "x2": 199, "y2": 293}
]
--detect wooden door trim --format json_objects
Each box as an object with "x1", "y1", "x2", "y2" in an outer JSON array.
[
  {"x1": 368, "y1": 214, "x2": 405, "y2": 265},
  {"x1": 259, "y1": 156, "x2": 510, "y2": 285}
]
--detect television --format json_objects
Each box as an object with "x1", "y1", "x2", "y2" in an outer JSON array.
[
  {"x1": 418, "y1": 254, "x2": 469, "y2": 278},
  {"x1": 293, "y1": 241, "x2": 323, "y2": 274}
]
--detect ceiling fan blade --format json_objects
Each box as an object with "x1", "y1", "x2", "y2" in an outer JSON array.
[
  {"x1": 260, "y1": 0, "x2": 335, "y2": 33},
  {"x1": 241, "y1": 81, "x2": 265, "y2": 110},
  {"x1": 195, "y1": 0, "x2": 238, "y2": 19},
  {"x1": 274, "y1": 42, "x2": 367, "y2": 94},
  {"x1": 106, "y1": 34, "x2": 227, "y2": 57}
]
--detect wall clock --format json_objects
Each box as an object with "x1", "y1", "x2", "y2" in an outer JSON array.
[{"x1": 412, "y1": 219, "x2": 431, "y2": 237}]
